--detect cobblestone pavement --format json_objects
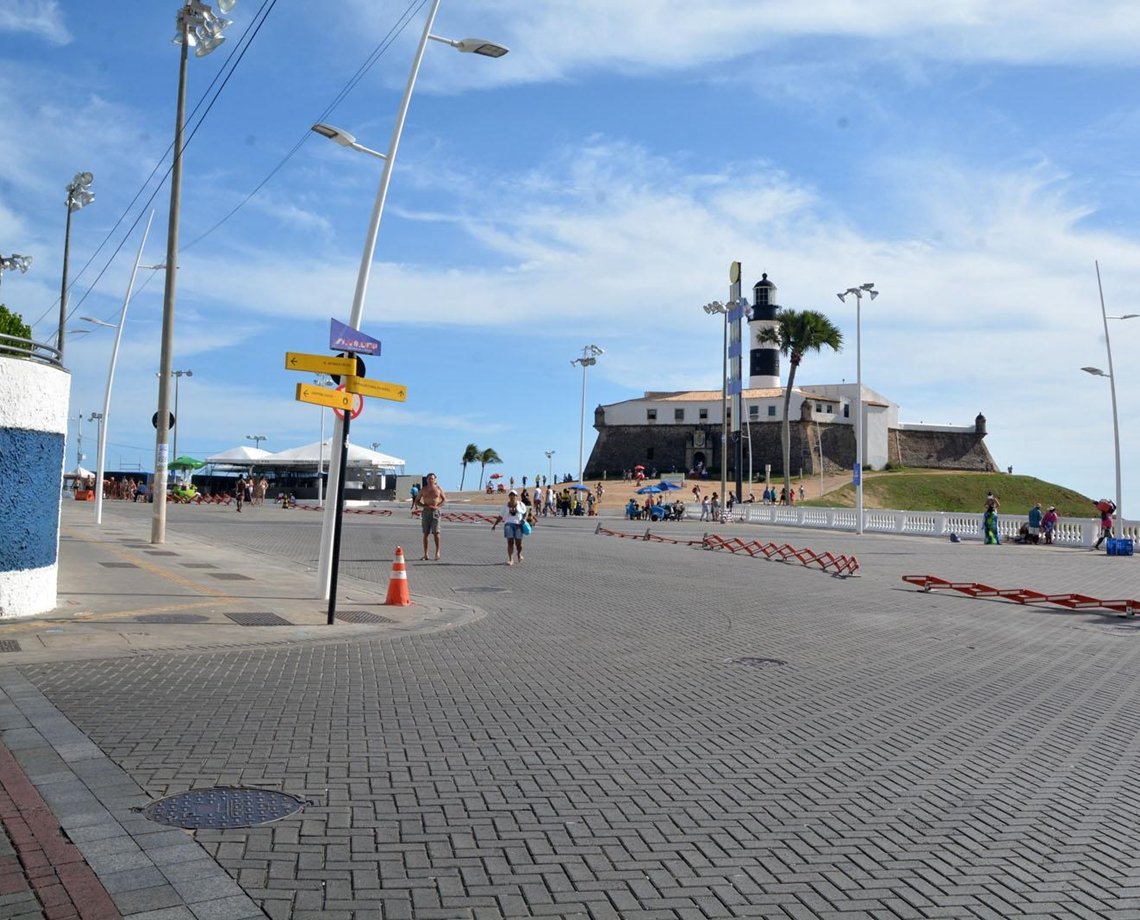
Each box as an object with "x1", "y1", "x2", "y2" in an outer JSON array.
[{"x1": 11, "y1": 502, "x2": 1140, "y2": 918}]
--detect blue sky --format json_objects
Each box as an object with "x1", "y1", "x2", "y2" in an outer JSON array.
[{"x1": 3, "y1": 1, "x2": 1139, "y2": 512}]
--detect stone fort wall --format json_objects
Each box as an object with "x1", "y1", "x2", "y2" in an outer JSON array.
[{"x1": 585, "y1": 420, "x2": 995, "y2": 479}]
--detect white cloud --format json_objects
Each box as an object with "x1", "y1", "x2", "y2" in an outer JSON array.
[{"x1": 0, "y1": 1, "x2": 70, "y2": 45}]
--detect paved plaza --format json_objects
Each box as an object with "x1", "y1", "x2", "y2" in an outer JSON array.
[{"x1": 3, "y1": 499, "x2": 1140, "y2": 919}]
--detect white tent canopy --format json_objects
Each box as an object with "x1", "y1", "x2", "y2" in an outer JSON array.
[
  {"x1": 259, "y1": 440, "x2": 404, "y2": 472},
  {"x1": 64, "y1": 465, "x2": 94, "y2": 480},
  {"x1": 206, "y1": 445, "x2": 272, "y2": 465}
]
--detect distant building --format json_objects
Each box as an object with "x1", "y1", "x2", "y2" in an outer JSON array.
[{"x1": 585, "y1": 272, "x2": 996, "y2": 480}]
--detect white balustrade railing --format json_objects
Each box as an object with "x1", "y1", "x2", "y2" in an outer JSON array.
[{"x1": 711, "y1": 503, "x2": 1137, "y2": 549}]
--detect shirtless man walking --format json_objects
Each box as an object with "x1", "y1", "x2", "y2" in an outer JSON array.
[{"x1": 412, "y1": 473, "x2": 446, "y2": 560}]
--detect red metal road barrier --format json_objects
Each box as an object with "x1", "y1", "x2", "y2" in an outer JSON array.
[
  {"x1": 703, "y1": 533, "x2": 861, "y2": 576},
  {"x1": 595, "y1": 525, "x2": 860, "y2": 575},
  {"x1": 594, "y1": 523, "x2": 705, "y2": 546},
  {"x1": 411, "y1": 509, "x2": 497, "y2": 524},
  {"x1": 902, "y1": 574, "x2": 1140, "y2": 617}
]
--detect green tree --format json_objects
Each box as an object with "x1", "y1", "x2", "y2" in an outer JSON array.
[
  {"x1": 757, "y1": 309, "x2": 844, "y2": 503},
  {"x1": 0, "y1": 305, "x2": 32, "y2": 354},
  {"x1": 459, "y1": 442, "x2": 480, "y2": 490},
  {"x1": 477, "y1": 447, "x2": 502, "y2": 489}
]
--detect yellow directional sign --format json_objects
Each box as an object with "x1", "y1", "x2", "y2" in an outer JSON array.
[
  {"x1": 295, "y1": 383, "x2": 357, "y2": 410},
  {"x1": 285, "y1": 352, "x2": 358, "y2": 376},
  {"x1": 344, "y1": 376, "x2": 407, "y2": 402}
]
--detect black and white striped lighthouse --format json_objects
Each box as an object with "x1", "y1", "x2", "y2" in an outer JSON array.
[{"x1": 749, "y1": 272, "x2": 781, "y2": 388}]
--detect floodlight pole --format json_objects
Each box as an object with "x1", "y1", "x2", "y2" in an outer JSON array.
[{"x1": 151, "y1": 24, "x2": 189, "y2": 544}]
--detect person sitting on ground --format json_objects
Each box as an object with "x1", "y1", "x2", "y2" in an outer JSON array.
[{"x1": 626, "y1": 498, "x2": 639, "y2": 520}]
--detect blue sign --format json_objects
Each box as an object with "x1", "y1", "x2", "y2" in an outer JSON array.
[
  {"x1": 329, "y1": 318, "x2": 381, "y2": 355},
  {"x1": 852, "y1": 467, "x2": 861, "y2": 486}
]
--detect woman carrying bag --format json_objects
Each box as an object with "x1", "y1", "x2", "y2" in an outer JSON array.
[{"x1": 491, "y1": 489, "x2": 530, "y2": 565}]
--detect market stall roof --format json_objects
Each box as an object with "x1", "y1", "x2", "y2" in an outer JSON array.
[
  {"x1": 258, "y1": 440, "x2": 405, "y2": 471},
  {"x1": 206, "y1": 445, "x2": 272, "y2": 465},
  {"x1": 63, "y1": 465, "x2": 94, "y2": 480}
]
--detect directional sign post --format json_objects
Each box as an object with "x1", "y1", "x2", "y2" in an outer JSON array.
[{"x1": 288, "y1": 322, "x2": 408, "y2": 617}]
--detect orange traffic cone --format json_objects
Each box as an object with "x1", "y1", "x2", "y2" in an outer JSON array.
[{"x1": 384, "y1": 546, "x2": 412, "y2": 606}]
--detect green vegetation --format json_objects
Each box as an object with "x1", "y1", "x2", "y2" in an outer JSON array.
[
  {"x1": 0, "y1": 304, "x2": 32, "y2": 354},
  {"x1": 805, "y1": 471, "x2": 1095, "y2": 518}
]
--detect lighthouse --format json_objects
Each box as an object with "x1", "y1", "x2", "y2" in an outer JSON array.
[{"x1": 749, "y1": 272, "x2": 781, "y2": 388}]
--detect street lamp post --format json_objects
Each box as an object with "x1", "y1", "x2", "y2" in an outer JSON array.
[
  {"x1": 246, "y1": 434, "x2": 267, "y2": 450},
  {"x1": 1082, "y1": 261, "x2": 1138, "y2": 540},
  {"x1": 310, "y1": 6, "x2": 507, "y2": 598},
  {"x1": 72, "y1": 412, "x2": 86, "y2": 471},
  {"x1": 152, "y1": 0, "x2": 236, "y2": 545},
  {"x1": 545, "y1": 450, "x2": 555, "y2": 485},
  {"x1": 836, "y1": 283, "x2": 879, "y2": 535},
  {"x1": 571, "y1": 346, "x2": 603, "y2": 484},
  {"x1": 58, "y1": 171, "x2": 95, "y2": 364}
]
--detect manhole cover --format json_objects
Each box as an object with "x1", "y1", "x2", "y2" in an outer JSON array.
[
  {"x1": 226, "y1": 612, "x2": 290, "y2": 626},
  {"x1": 144, "y1": 550, "x2": 179, "y2": 556},
  {"x1": 337, "y1": 610, "x2": 396, "y2": 624},
  {"x1": 141, "y1": 787, "x2": 308, "y2": 829},
  {"x1": 101, "y1": 562, "x2": 140, "y2": 568},
  {"x1": 180, "y1": 563, "x2": 217, "y2": 569},
  {"x1": 725, "y1": 656, "x2": 788, "y2": 669},
  {"x1": 211, "y1": 573, "x2": 254, "y2": 581},
  {"x1": 0, "y1": 640, "x2": 21, "y2": 653},
  {"x1": 135, "y1": 613, "x2": 210, "y2": 624},
  {"x1": 452, "y1": 586, "x2": 510, "y2": 594}
]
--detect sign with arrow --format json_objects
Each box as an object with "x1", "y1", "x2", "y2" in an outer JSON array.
[
  {"x1": 295, "y1": 382, "x2": 357, "y2": 411},
  {"x1": 343, "y1": 376, "x2": 407, "y2": 402},
  {"x1": 285, "y1": 352, "x2": 358, "y2": 376}
]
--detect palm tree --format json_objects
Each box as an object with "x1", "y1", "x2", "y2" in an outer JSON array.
[
  {"x1": 477, "y1": 447, "x2": 502, "y2": 489},
  {"x1": 459, "y1": 443, "x2": 480, "y2": 491},
  {"x1": 757, "y1": 309, "x2": 843, "y2": 504}
]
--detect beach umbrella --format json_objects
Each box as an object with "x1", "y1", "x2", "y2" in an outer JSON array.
[
  {"x1": 570, "y1": 484, "x2": 591, "y2": 491},
  {"x1": 636, "y1": 484, "x2": 664, "y2": 494},
  {"x1": 656, "y1": 480, "x2": 682, "y2": 491},
  {"x1": 489, "y1": 472, "x2": 503, "y2": 479},
  {"x1": 169, "y1": 456, "x2": 206, "y2": 470}
]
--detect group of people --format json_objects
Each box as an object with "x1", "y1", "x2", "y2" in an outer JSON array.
[
  {"x1": 413, "y1": 474, "x2": 536, "y2": 565},
  {"x1": 233, "y1": 476, "x2": 269, "y2": 512},
  {"x1": 626, "y1": 496, "x2": 686, "y2": 521}
]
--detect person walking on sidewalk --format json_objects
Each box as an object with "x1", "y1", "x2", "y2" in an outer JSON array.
[
  {"x1": 412, "y1": 473, "x2": 447, "y2": 560},
  {"x1": 491, "y1": 489, "x2": 529, "y2": 565},
  {"x1": 235, "y1": 476, "x2": 246, "y2": 512},
  {"x1": 1093, "y1": 500, "x2": 1115, "y2": 551}
]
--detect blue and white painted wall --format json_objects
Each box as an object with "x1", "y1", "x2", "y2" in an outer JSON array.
[{"x1": 0, "y1": 356, "x2": 68, "y2": 618}]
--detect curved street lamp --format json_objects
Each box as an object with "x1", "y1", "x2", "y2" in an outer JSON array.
[
  {"x1": 836, "y1": 282, "x2": 879, "y2": 535},
  {"x1": 312, "y1": 2, "x2": 508, "y2": 599},
  {"x1": 1082, "y1": 261, "x2": 1138, "y2": 541},
  {"x1": 571, "y1": 346, "x2": 603, "y2": 485},
  {"x1": 81, "y1": 213, "x2": 160, "y2": 524}
]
